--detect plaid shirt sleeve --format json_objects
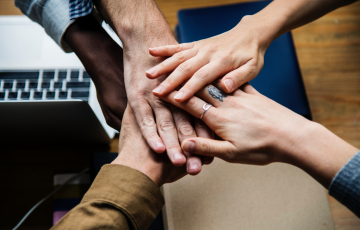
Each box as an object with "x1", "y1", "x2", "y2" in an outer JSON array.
[
  {"x1": 69, "y1": 0, "x2": 94, "y2": 20},
  {"x1": 15, "y1": 0, "x2": 94, "y2": 53}
]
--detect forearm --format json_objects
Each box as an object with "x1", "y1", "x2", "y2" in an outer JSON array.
[
  {"x1": 285, "y1": 121, "x2": 358, "y2": 188},
  {"x1": 52, "y1": 165, "x2": 164, "y2": 230},
  {"x1": 64, "y1": 14, "x2": 124, "y2": 87},
  {"x1": 93, "y1": 0, "x2": 177, "y2": 49},
  {"x1": 233, "y1": 0, "x2": 357, "y2": 49}
]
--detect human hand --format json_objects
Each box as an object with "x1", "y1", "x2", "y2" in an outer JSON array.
[
  {"x1": 92, "y1": 0, "x2": 213, "y2": 174},
  {"x1": 65, "y1": 14, "x2": 127, "y2": 131},
  {"x1": 146, "y1": 16, "x2": 269, "y2": 102},
  {"x1": 112, "y1": 105, "x2": 187, "y2": 186},
  {"x1": 123, "y1": 46, "x2": 213, "y2": 174},
  {"x1": 160, "y1": 83, "x2": 306, "y2": 165},
  {"x1": 160, "y1": 83, "x2": 358, "y2": 187}
]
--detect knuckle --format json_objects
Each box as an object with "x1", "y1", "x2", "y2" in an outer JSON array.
[
  {"x1": 175, "y1": 44, "x2": 182, "y2": 52},
  {"x1": 147, "y1": 131, "x2": 159, "y2": 139},
  {"x1": 178, "y1": 124, "x2": 195, "y2": 137},
  {"x1": 175, "y1": 52, "x2": 186, "y2": 61},
  {"x1": 159, "y1": 121, "x2": 175, "y2": 132},
  {"x1": 167, "y1": 143, "x2": 181, "y2": 151},
  {"x1": 187, "y1": 97, "x2": 198, "y2": 107},
  {"x1": 194, "y1": 68, "x2": 208, "y2": 80},
  {"x1": 141, "y1": 116, "x2": 156, "y2": 127},
  {"x1": 178, "y1": 62, "x2": 191, "y2": 74}
]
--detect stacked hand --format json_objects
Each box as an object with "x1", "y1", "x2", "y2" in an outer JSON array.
[
  {"x1": 123, "y1": 44, "x2": 213, "y2": 175},
  {"x1": 146, "y1": 16, "x2": 268, "y2": 102}
]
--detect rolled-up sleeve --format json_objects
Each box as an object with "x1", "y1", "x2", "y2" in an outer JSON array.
[
  {"x1": 15, "y1": 0, "x2": 93, "y2": 52},
  {"x1": 329, "y1": 151, "x2": 360, "y2": 217},
  {"x1": 51, "y1": 164, "x2": 165, "y2": 230}
]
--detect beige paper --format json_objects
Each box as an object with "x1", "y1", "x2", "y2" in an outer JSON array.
[{"x1": 162, "y1": 159, "x2": 334, "y2": 230}]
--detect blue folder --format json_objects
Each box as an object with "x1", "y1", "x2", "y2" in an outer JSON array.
[{"x1": 176, "y1": 1, "x2": 312, "y2": 119}]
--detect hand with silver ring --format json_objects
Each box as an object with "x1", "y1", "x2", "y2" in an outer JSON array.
[
  {"x1": 159, "y1": 83, "x2": 358, "y2": 190},
  {"x1": 200, "y1": 103, "x2": 212, "y2": 120}
]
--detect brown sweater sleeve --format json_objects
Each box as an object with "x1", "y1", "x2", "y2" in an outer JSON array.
[{"x1": 51, "y1": 164, "x2": 165, "y2": 230}]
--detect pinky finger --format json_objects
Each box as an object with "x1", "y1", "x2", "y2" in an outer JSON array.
[
  {"x1": 149, "y1": 43, "x2": 195, "y2": 57},
  {"x1": 221, "y1": 59, "x2": 260, "y2": 93},
  {"x1": 195, "y1": 119, "x2": 214, "y2": 165},
  {"x1": 182, "y1": 138, "x2": 237, "y2": 162}
]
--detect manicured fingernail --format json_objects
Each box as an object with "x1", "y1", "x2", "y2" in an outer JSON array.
[
  {"x1": 174, "y1": 91, "x2": 184, "y2": 100},
  {"x1": 173, "y1": 152, "x2": 185, "y2": 161},
  {"x1": 224, "y1": 79, "x2": 234, "y2": 92},
  {"x1": 146, "y1": 67, "x2": 157, "y2": 76},
  {"x1": 155, "y1": 141, "x2": 164, "y2": 150},
  {"x1": 189, "y1": 161, "x2": 200, "y2": 171},
  {"x1": 183, "y1": 141, "x2": 195, "y2": 152},
  {"x1": 153, "y1": 85, "x2": 164, "y2": 94}
]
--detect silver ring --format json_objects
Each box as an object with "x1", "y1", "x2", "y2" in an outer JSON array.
[{"x1": 200, "y1": 103, "x2": 212, "y2": 120}]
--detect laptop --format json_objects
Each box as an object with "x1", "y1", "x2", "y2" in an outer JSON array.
[{"x1": 0, "y1": 16, "x2": 118, "y2": 145}]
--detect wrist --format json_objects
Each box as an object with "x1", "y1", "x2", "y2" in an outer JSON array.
[
  {"x1": 233, "y1": 13, "x2": 286, "y2": 52},
  {"x1": 111, "y1": 153, "x2": 163, "y2": 186},
  {"x1": 282, "y1": 120, "x2": 358, "y2": 188}
]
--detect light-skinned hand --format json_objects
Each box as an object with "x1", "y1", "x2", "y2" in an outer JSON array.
[
  {"x1": 112, "y1": 105, "x2": 187, "y2": 186},
  {"x1": 146, "y1": 16, "x2": 268, "y2": 102},
  {"x1": 160, "y1": 83, "x2": 358, "y2": 187}
]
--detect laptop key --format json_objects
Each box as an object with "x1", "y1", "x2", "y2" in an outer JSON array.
[
  {"x1": 3, "y1": 82, "x2": 13, "y2": 89},
  {"x1": 53, "y1": 81, "x2": 62, "y2": 89},
  {"x1": 43, "y1": 71, "x2": 55, "y2": 79},
  {"x1": 71, "y1": 91, "x2": 89, "y2": 98},
  {"x1": 0, "y1": 71, "x2": 39, "y2": 80},
  {"x1": 21, "y1": 92, "x2": 30, "y2": 99},
  {"x1": 59, "y1": 91, "x2": 67, "y2": 99},
  {"x1": 66, "y1": 81, "x2": 90, "y2": 88},
  {"x1": 34, "y1": 91, "x2": 43, "y2": 99},
  {"x1": 8, "y1": 92, "x2": 17, "y2": 100},
  {"x1": 46, "y1": 91, "x2": 55, "y2": 99},
  {"x1": 16, "y1": 81, "x2": 26, "y2": 89},
  {"x1": 83, "y1": 71, "x2": 90, "y2": 79},
  {"x1": 0, "y1": 92, "x2": 5, "y2": 100},
  {"x1": 58, "y1": 70, "x2": 67, "y2": 79},
  {"x1": 41, "y1": 82, "x2": 50, "y2": 89},
  {"x1": 71, "y1": 71, "x2": 79, "y2": 80},
  {"x1": 29, "y1": 81, "x2": 38, "y2": 89}
]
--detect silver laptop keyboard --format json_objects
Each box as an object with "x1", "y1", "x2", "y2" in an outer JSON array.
[{"x1": 0, "y1": 69, "x2": 90, "y2": 101}]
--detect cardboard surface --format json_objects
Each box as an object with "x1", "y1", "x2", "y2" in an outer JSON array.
[{"x1": 162, "y1": 159, "x2": 334, "y2": 230}]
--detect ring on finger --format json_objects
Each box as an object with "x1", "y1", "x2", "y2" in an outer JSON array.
[{"x1": 200, "y1": 103, "x2": 212, "y2": 120}]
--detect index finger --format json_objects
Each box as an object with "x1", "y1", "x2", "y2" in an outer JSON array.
[{"x1": 149, "y1": 43, "x2": 194, "y2": 57}]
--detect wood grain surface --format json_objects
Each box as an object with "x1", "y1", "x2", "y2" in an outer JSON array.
[{"x1": 1, "y1": 0, "x2": 359, "y2": 229}]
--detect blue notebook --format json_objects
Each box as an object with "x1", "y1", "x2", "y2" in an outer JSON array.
[{"x1": 176, "y1": 1, "x2": 312, "y2": 119}]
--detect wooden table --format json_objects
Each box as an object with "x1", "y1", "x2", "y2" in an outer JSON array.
[{"x1": 1, "y1": 0, "x2": 359, "y2": 229}]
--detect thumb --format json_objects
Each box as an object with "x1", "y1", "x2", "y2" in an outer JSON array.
[
  {"x1": 221, "y1": 60, "x2": 260, "y2": 93},
  {"x1": 182, "y1": 138, "x2": 236, "y2": 161}
]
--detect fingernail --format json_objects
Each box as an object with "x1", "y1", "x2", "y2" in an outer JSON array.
[
  {"x1": 149, "y1": 47, "x2": 157, "y2": 52},
  {"x1": 174, "y1": 91, "x2": 184, "y2": 100},
  {"x1": 173, "y1": 152, "x2": 185, "y2": 161},
  {"x1": 224, "y1": 79, "x2": 234, "y2": 92},
  {"x1": 155, "y1": 141, "x2": 164, "y2": 150},
  {"x1": 146, "y1": 67, "x2": 157, "y2": 76},
  {"x1": 183, "y1": 141, "x2": 195, "y2": 152},
  {"x1": 153, "y1": 85, "x2": 164, "y2": 94},
  {"x1": 189, "y1": 161, "x2": 200, "y2": 171}
]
